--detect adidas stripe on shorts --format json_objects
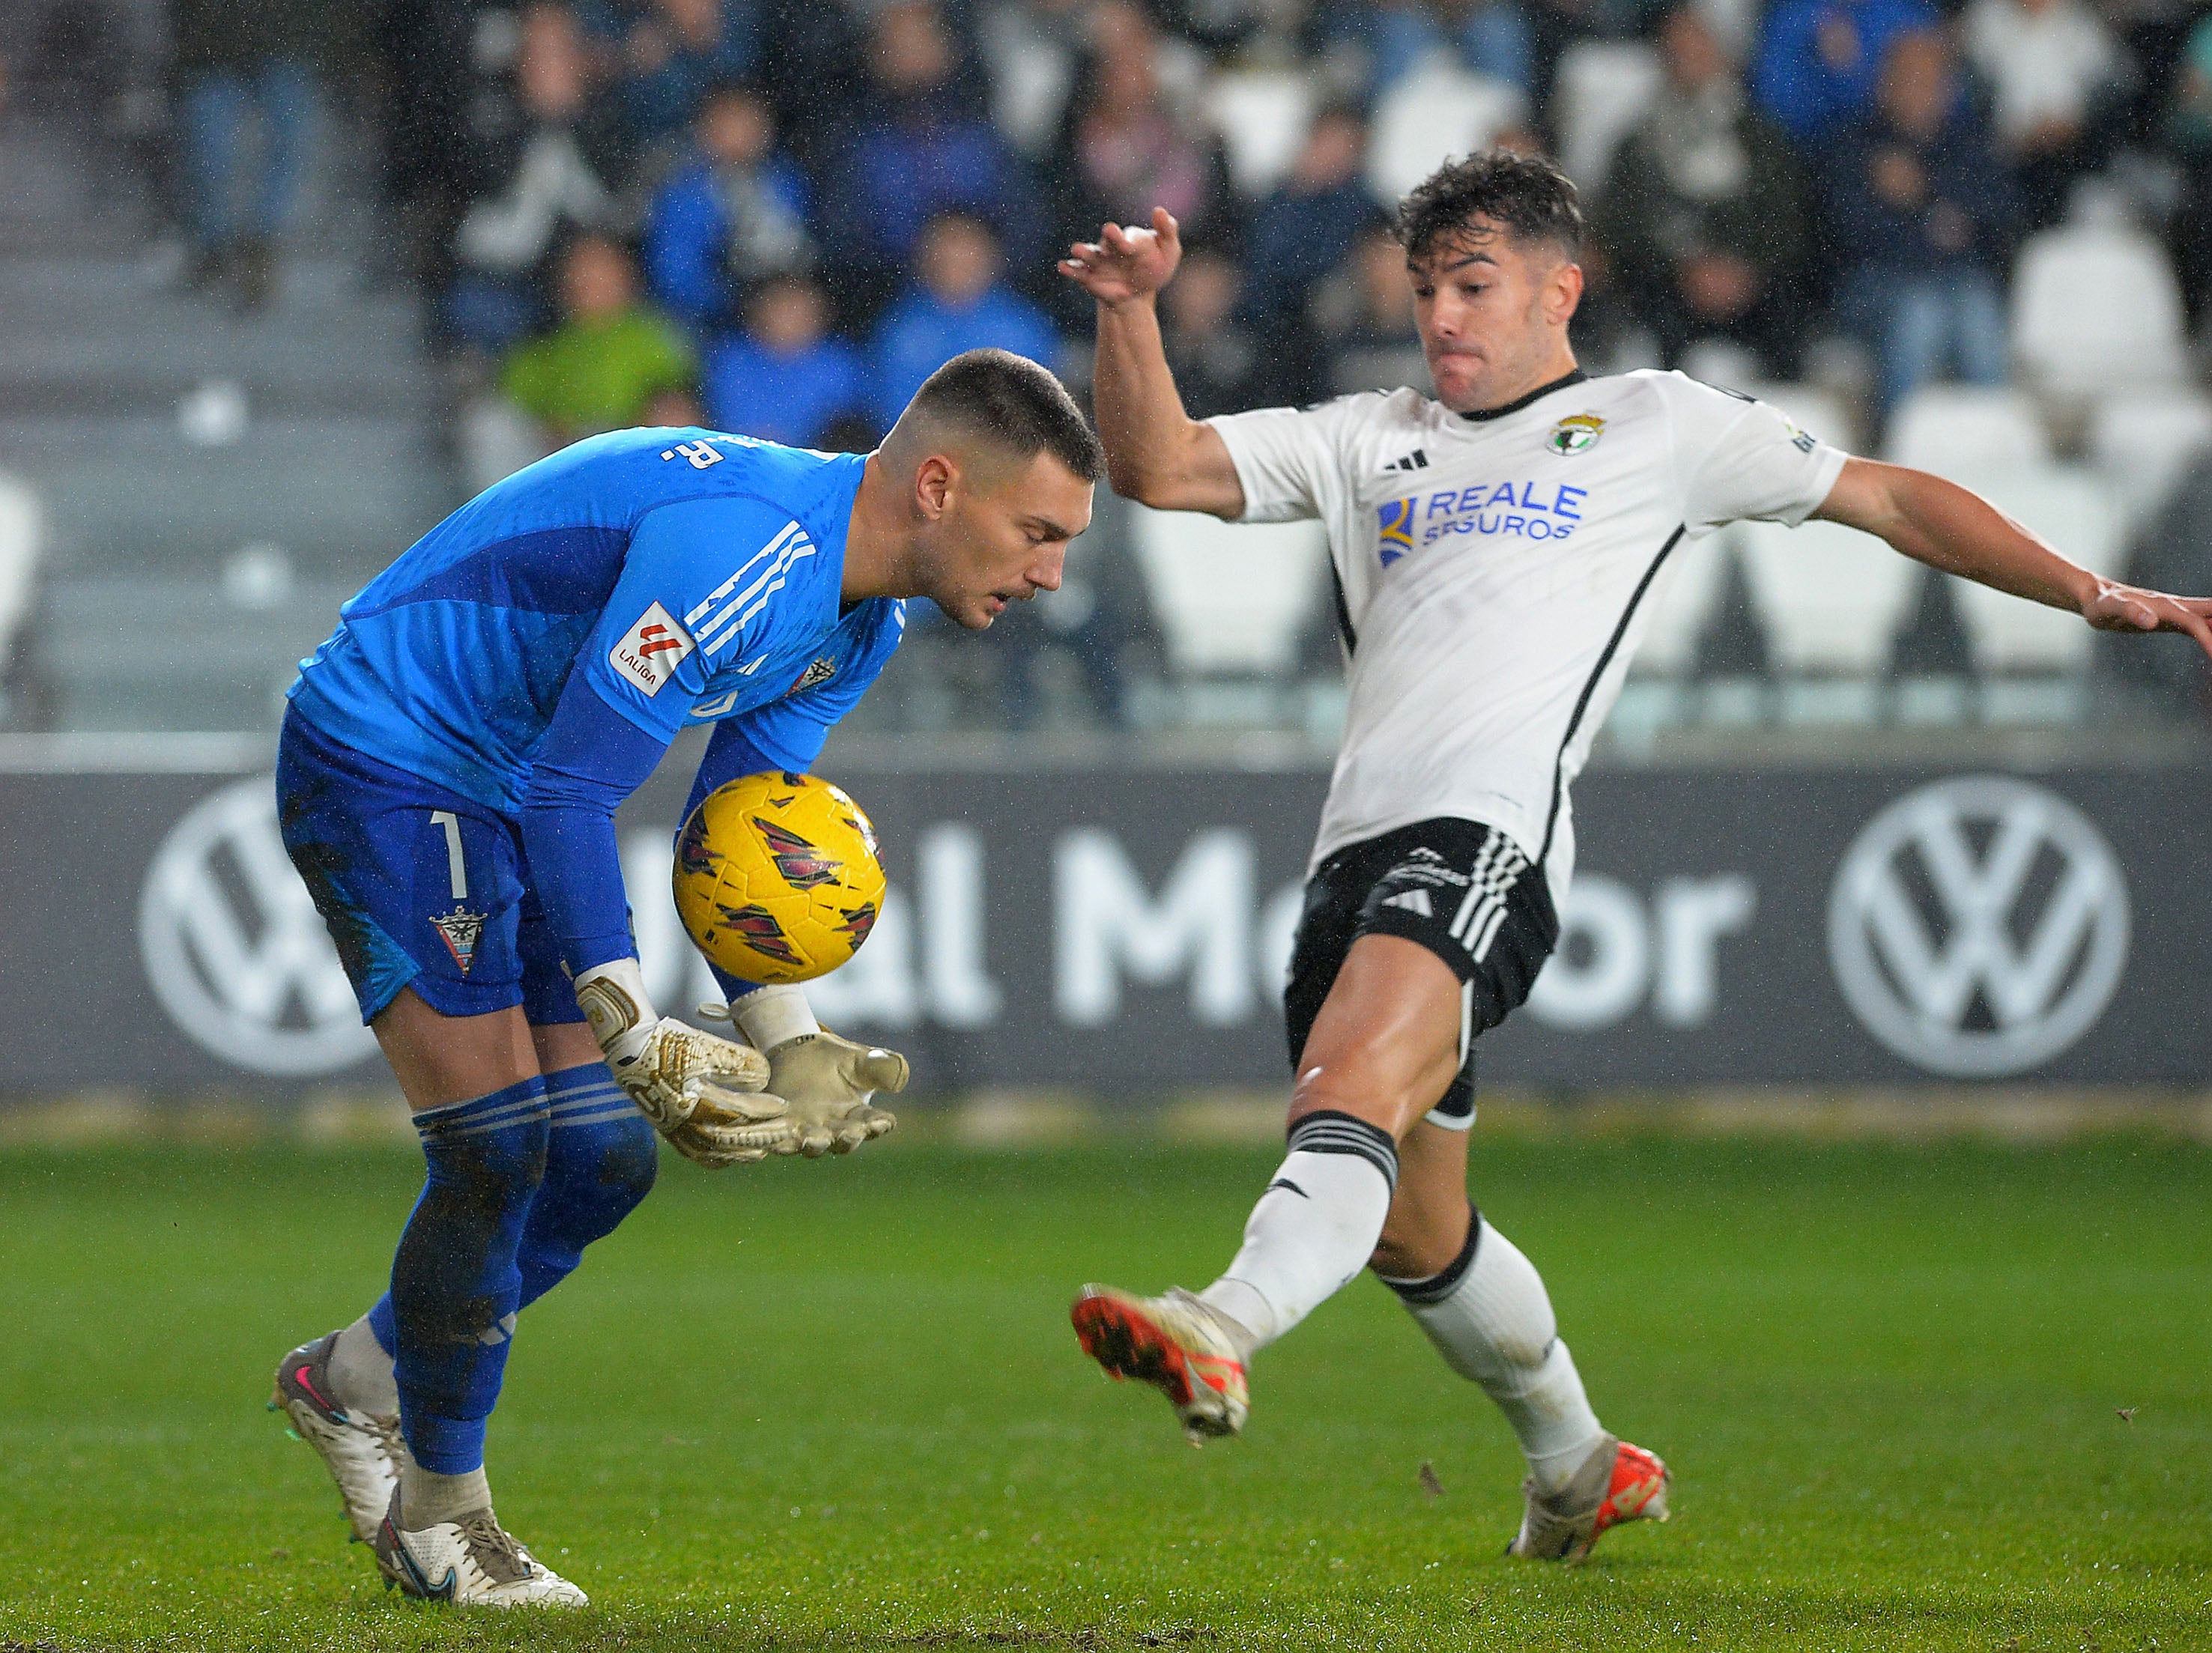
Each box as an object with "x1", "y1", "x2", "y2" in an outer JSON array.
[{"x1": 1282, "y1": 817, "x2": 1559, "y2": 1129}]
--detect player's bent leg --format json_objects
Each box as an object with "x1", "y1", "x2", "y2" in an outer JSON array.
[
  {"x1": 375, "y1": 1484, "x2": 587, "y2": 1607},
  {"x1": 1073, "y1": 936, "x2": 1461, "y2": 1443},
  {"x1": 271, "y1": 1326, "x2": 408, "y2": 1544},
  {"x1": 516, "y1": 1061, "x2": 658, "y2": 1308},
  {"x1": 1369, "y1": 1120, "x2": 1668, "y2": 1563},
  {"x1": 1193, "y1": 935, "x2": 1460, "y2": 1347},
  {"x1": 273, "y1": 992, "x2": 549, "y2": 1544}
]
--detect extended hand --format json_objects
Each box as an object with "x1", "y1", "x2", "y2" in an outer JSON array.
[
  {"x1": 612, "y1": 1017, "x2": 786, "y2": 1167},
  {"x1": 765, "y1": 1029, "x2": 906, "y2": 1156},
  {"x1": 700, "y1": 1002, "x2": 907, "y2": 1159},
  {"x1": 2082, "y1": 580, "x2": 2212, "y2": 657},
  {"x1": 575, "y1": 958, "x2": 782, "y2": 1168},
  {"x1": 1059, "y1": 207, "x2": 1183, "y2": 306}
]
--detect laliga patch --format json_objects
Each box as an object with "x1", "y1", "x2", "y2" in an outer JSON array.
[
  {"x1": 608, "y1": 601, "x2": 695, "y2": 697},
  {"x1": 1546, "y1": 413, "x2": 1605, "y2": 456}
]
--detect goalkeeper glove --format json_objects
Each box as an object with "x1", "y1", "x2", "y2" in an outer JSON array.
[
  {"x1": 703, "y1": 986, "x2": 906, "y2": 1157},
  {"x1": 573, "y1": 957, "x2": 784, "y2": 1167}
]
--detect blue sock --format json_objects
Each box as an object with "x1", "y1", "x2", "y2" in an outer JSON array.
[
  {"x1": 357, "y1": 1070, "x2": 653, "y2": 1380},
  {"x1": 387, "y1": 1076, "x2": 548, "y2": 1475},
  {"x1": 517, "y1": 1064, "x2": 658, "y2": 1308}
]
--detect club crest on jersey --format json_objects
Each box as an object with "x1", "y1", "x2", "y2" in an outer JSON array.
[
  {"x1": 610, "y1": 601, "x2": 694, "y2": 697},
  {"x1": 431, "y1": 907, "x2": 485, "y2": 974},
  {"x1": 788, "y1": 655, "x2": 838, "y2": 693},
  {"x1": 1376, "y1": 498, "x2": 1416, "y2": 566},
  {"x1": 1546, "y1": 413, "x2": 1605, "y2": 456}
]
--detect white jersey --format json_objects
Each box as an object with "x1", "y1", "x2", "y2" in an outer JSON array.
[{"x1": 1210, "y1": 368, "x2": 1846, "y2": 901}]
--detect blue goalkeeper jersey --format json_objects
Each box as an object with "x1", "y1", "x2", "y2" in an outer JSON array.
[{"x1": 288, "y1": 428, "x2": 903, "y2": 815}]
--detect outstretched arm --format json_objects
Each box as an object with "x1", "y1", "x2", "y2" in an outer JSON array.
[
  {"x1": 1813, "y1": 457, "x2": 2212, "y2": 657},
  {"x1": 1059, "y1": 207, "x2": 1246, "y2": 518}
]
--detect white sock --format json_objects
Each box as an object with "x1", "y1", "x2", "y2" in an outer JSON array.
[
  {"x1": 1196, "y1": 1113, "x2": 1399, "y2": 1354},
  {"x1": 329, "y1": 1314, "x2": 399, "y2": 1418},
  {"x1": 400, "y1": 1461, "x2": 492, "y2": 1528},
  {"x1": 1386, "y1": 1212, "x2": 1606, "y2": 1494}
]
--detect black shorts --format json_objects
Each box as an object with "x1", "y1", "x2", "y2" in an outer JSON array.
[{"x1": 1282, "y1": 817, "x2": 1559, "y2": 1126}]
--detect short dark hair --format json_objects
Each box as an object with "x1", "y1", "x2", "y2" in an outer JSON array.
[
  {"x1": 908, "y1": 348, "x2": 1102, "y2": 482},
  {"x1": 1394, "y1": 148, "x2": 1585, "y2": 264}
]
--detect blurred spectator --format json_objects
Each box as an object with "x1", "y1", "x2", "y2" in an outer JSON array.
[
  {"x1": 503, "y1": 234, "x2": 700, "y2": 440},
  {"x1": 981, "y1": 0, "x2": 1090, "y2": 157},
  {"x1": 1825, "y1": 31, "x2": 2018, "y2": 418},
  {"x1": 1050, "y1": 2, "x2": 1239, "y2": 264},
  {"x1": 1325, "y1": 0, "x2": 1536, "y2": 99},
  {"x1": 1595, "y1": 6, "x2": 1813, "y2": 376},
  {"x1": 367, "y1": 0, "x2": 486, "y2": 298},
  {"x1": 642, "y1": 82, "x2": 811, "y2": 333},
  {"x1": 867, "y1": 213, "x2": 1062, "y2": 426},
  {"x1": 1312, "y1": 225, "x2": 1428, "y2": 396},
  {"x1": 1365, "y1": 49, "x2": 1529, "y2": 205},
  {"x1": 1752, "y1": 0, "x2": 1936, "y2": 143},
  {"x1": 816, "y1": 1, "x2": 1037, "y2": 310},
  {"x1": 169, "y1": 0, "x2": 327, "y2": 309},
  {"x1": 702, "y1": 274, "x2": 867, "y2": 446},
  {"x1": 1243, "y1": 105, "x2": 1390, "y2": 330},
  {"x1": 1162, "y1": 248, "x2": 1298, "y2": 415},
  {"x1": 593, "y1": 0, "x2": 757, "y2": 154},
  {"x1": 2166, "y1": 8, "x2": 2212, "y2": 321},
  {"x1": 447, "y1": 3, "x2": 633, "y2": 355},
  {"x1": 1962, "y1": 0, "x2": 2126, "y2": 230}
]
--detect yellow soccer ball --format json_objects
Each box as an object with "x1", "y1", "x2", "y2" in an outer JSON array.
[{"x1": 672, "y1": 771, "x2": 887, "y2": 985}]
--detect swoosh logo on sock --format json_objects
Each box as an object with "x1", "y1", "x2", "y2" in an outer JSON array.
[{"x1": 1267, "y1": 1179, "x2": 1309, "y2": 1198}]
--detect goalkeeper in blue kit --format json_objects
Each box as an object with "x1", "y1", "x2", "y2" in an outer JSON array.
[{"x1": 267, "y1": 350, "x2": 1098, "y2": 1606}]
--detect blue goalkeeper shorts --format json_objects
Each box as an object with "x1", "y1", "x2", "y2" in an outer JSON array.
[{"x1": 274, "y1": 707, "x2": 587, "y2": 1026}]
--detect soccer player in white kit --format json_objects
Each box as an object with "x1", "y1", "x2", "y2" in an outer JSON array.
[{"x1": 1055, "y1": 151, "x2": 2212, "y2": 1563}]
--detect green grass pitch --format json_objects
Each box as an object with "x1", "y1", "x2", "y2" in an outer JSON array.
[{"x1": 3, "y1": 1130, "x2": 2208, "y2": 1651}]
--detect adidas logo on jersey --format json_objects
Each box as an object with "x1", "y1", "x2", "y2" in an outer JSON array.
[
  {"x1": 1384, "y1": 449, "x2": 1428, "y2": 473},
  {"x1": 1380, "y1": 888, "x2": 1434, "y2": 917}
]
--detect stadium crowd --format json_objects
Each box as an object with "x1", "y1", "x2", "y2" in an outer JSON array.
[{"x1": 147, "y1": 0, "x2": 2212, "y2": 727}]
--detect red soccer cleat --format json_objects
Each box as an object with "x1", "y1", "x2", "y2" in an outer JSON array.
[
  {"x1": 1506, "y1": 1436, "x2": 1671, "y2": 1562},
  {"x1": 1070, "y1": 1285, "x2": 1249, "y2": 1446}
]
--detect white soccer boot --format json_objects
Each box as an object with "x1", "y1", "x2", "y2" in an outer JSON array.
[
  {"x1": 1506, "y1": 1434, "x2": 1671, "y2": 1563},
  {"x1": 1070, "y1": 1285, "x2": 1250, "y2": 1446},
  {"x1": 373, "y1": 1487, "x2": 588, "y2": 1607},
  {"x1": 270, "y1": 1330, "x2": 407, "y2": 1544}
]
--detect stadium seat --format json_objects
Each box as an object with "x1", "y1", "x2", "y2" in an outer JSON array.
[
  {"x1": 2012, "y1": 225, "x2": 2190, "y2": 396},
  {"x1": 1734, "y1": 518, "x2": 1919, "y2": 676},
  {"x1": 1208, "y1": 70, "x2": 1315, "y2": 199},
  {"x1": 1630, "y1": 528, "x2": 1731, "y2": 676},
  {"x1": 1884, "y1": 386, "x2": 2052, "y2": 479},
  {"x1": 2087, "y1": 387, "x2": 2212, "y2": 528},
  {"x1": 1366, "y1": 55, "x2": 1527, "y2": 207},
  {"x1": 0, "y1": 473, "x2": 41, "y2": 682},
  {"x1": 1552, "y1": 43, "x2": 1663, "y2": 189},
  {"x1": 1128, "y1": 506, "x2": 1330, "y2": 677},
  {"x1": 1942, "y1": 466, "x2": 2124, "y2": 673}
]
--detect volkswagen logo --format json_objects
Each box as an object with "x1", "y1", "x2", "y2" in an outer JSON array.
[
  {"x1": 139, "y1": 774, "x2": 378, "y2": 1077},
  {"x1": 1827, "y1": 777, "x2": 2130, "y2": 1078}
]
